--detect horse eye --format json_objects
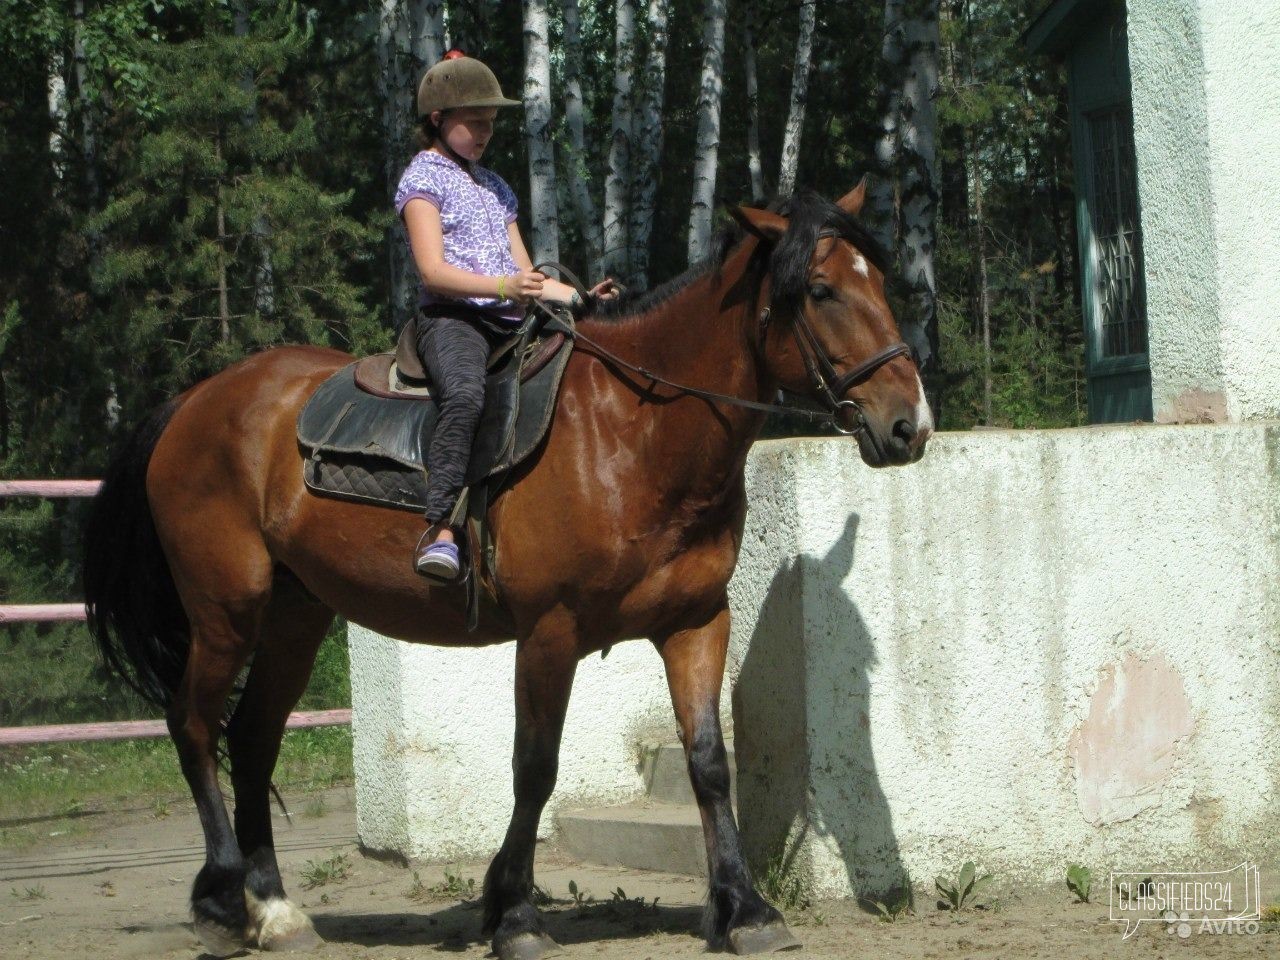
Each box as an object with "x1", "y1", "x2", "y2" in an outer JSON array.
[{"x1": 808, "y1": 284, "x2": 833, "y2": 301}]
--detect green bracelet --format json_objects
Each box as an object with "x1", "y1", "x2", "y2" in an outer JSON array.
[{"x1": 497, "y1": 276, "x2": 507, "y2": 300}]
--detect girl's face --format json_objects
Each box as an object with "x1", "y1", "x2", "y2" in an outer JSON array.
[{"x1": 432, "y1": 107, "x2": 498, "y2": 163}]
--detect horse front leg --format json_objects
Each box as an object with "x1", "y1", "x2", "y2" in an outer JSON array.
[
  {"x1": 481, "y1": 612, "x2": 579, "y2": 960},
  {"x1": 656, "y1": 604, "x2": 801, "y2": 954}
]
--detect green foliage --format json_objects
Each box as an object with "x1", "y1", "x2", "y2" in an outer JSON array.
[
  {"x1": 408, "y1": 866, "x2": 477, "y2": 903},
  {"x1": 1066, "y1": 863, "x2": 1092, "y2": 903},
  {"x1": 0, "y1": 725, "x2": 352, "y2": 850},
  {"x1": 933, "y1": 0, "x2": 1084, "y2": 429},
  {"x1": 935, "y1": 860, "x2": 995, "y2": 911},
  {"x1": 568, "y1": 878, "x2": 593, "y2": 909},
  {"x1": 862, "y1": 873, "x2": 916, "y2": 922},
  {"x1": 88, "y1": 2, "x2": 384, "y2": 423},
  {"x1": 759, "y1": 853, "x2": 811, "y2": 912},
  {"x1": 299, "y1": 851, "x2": 351, "y2": 889}
]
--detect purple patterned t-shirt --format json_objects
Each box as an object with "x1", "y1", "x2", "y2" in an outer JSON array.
[{"x1": 394, "y1": 150, "x2": 523, "y2": 324}]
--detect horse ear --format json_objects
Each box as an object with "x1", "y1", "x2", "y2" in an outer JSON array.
[
  {"x1": 835, "y1": 178, "x2": 868, "y2": 215},
  {"x1": 728, "y1": 205, "x2": 789, "y2": 243}
]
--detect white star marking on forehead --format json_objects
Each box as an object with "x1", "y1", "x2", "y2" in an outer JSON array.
[{"x1": 848, "y1": 246, "x2": 868, "y2": 278}]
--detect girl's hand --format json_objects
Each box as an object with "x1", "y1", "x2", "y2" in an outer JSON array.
[
  {"x1": 507, "y1": 270, "x2": 545, "y2": 303},
  {"x1": 590, "y1": 278, "x2": 621, "y2": 301}
]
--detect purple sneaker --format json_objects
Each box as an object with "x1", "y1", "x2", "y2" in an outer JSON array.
[{"x1": 414, "y1": 539, "x2": 461, "y2": 582}]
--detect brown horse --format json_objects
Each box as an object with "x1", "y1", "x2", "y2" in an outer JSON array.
[{"x1": 83, "y1": 183, "x2": 931, "y2": 959}]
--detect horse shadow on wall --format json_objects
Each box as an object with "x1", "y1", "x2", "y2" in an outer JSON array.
[{"x1": 732, "y1": 512, "x2": 908, "y2": 905}]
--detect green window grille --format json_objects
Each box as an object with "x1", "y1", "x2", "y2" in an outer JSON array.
[{"x1": 1086, "y1": 108, "x2": 1147, "y2": 359}]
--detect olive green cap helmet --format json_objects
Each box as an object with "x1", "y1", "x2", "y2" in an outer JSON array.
[{"x1": 416, "y1": 55, "x2": 521, "y2": 118}]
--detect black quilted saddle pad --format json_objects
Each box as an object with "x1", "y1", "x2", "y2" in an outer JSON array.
[{"x1": 296, "y1": 331, "x2": 573, "y2": 512}]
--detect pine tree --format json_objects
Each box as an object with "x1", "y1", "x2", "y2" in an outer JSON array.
[{"x1": 88, "y1": 3, "x2": 383, "y2": 421}]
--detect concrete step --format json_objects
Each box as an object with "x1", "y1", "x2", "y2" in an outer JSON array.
[
  {"x1": 640, "y1": 739, "x2": 736, "y2": 806},
  {"x1": 555, "y1": 800, "x2": 708, "y2": 877}
]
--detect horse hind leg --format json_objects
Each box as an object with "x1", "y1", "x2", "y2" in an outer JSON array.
[
  {"x1": 226, "y1": 584, "x2": 334, "y2": 952},
  {"x1": 167, "y1": 602, "x2": 263, "y2": 956}
]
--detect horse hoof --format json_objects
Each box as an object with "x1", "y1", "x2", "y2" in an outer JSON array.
[
  {"x1": 497, "y1": 931, "x2": 564, "y2": 960},
  {"x1": 728, "y1": 920, "x2": 803, "y2": 954},
  {"x1": 248, "y1": 894, "x2": 323, "y2": 952},
  {"x1": 260, "y1": 923, "x2": 323, "y2": 952},
  {"x1": 193, "y1": 916, "x2": 249, "y2": 958}
]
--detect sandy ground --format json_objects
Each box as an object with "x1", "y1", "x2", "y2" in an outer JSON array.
[{"x1": 1, "y1": 785, "x2": 1277, "y2": 959}]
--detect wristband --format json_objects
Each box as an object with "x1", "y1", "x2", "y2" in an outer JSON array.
[{"x1": 497, "y1": 276, "x2": 507, "y2": 300}]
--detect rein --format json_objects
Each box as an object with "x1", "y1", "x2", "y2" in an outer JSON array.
[{"x1": 530, "y1": 242, "x2": 912, "y2": 436}]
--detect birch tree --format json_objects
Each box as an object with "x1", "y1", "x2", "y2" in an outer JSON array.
[
  {"x1": 411, "y1": 1, "x2": 445, "y2": 66},
  {"x1": 897, "y1": 0, "x2": 940, "y2": 371},
  {"x1": 561, "y1": 0, "x2": 603, "y2": 274},
  {"x1": 742, "y1": 1, "x2": 765, "y2": 204},
  {"x1": 603, "y1": 0, "x2": 636, "y2": 280},
  {"x1": 376, "y1": 0, "x2": 437, "y2": 331},
  {"x1": 687, "y1": 0, "x2": 727, "y2": 265},
  {"x1": 777, "y1": 0, "x2": 817, "y2": 198},
  {"x1": 868, "y1": 0, "x2": 904, "y2": 255},
  {"x1": 523, "y1": 0, "x2": 559, "y2": 265},
  {"x1": 72, "y1": 0, "x2": 102, "y2": 263},
  {"x1": 627, "y1": 0, "x2": 669, "y2": 290},
  {"x1": 234, "y1": 1, "x2": 276, "y2": 317},
  {"x1": 47, "y1": 42, "x2": 68, "y2": 182}
]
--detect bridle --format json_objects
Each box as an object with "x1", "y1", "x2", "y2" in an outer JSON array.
[{"x1": 530, "y1": 235, "x2": 913, "y2": 435}]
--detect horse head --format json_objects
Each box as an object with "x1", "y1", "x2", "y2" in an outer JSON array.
[{"x1": 729, "y1": 182, "x2": 933, "y2": 467}]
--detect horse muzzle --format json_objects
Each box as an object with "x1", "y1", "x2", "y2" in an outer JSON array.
[{"x1": 855, "y1": 405, "x2": 933, "y2": 467}]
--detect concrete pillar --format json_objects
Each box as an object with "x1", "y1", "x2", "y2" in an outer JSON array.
[
  {"x1": 349, "y1": 631, "x2": 679, "y2": 862},
  {"x1": 1127, "y1": 0, "x2": 1280, "y2": 422}
]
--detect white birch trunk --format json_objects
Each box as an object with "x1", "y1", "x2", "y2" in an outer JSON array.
[
  {"x1": 47, "y1": 45, "x2": 68, "y2": 182},
  {"x1": 686, "y1": 0, "x2": 727, "y2": 265},
  {"x1": 868, "y1": 0, "x2": 904, "y2": 255},
  {"x1": 973, "y1": 144, "x2": 991, "y2": 423},
  {"x1": 523, "y1": 0, "x2": 559, "y2": 265},
  {"x1": 377, "y1": 0, "x2": 419, "y2": 331},
  {"x1": 72, "y1": 0, "x2": 101, "y2": 235},
  {"x1": 897, "y1": 0, "x2": 940, "y2": 371},
  {"x1": 603, "y1": 0, "x2": 636, "y2": 280},
  {"x1": 562, "y1": 0, "x2": 603, "y2": 275},
  {"x1": 234, "y1": 1, "x2": 276, "y2": 317},
  {"x1": 411, "y1": 1, "x2": 446, "y2": 67},
  {"x1": 627, "y1": 0, "x2": 669, "y2": 290},
  {"x1": 777, "y1": 0, "x2": 817, "y2": 198},
  {"x1": 742, "y1": 3, "x2": 765, "y2": 204}
]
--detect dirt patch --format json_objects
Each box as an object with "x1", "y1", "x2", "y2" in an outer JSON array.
[{"x1": 1, "y1": 786, "x2": 1276, "y2": 958}]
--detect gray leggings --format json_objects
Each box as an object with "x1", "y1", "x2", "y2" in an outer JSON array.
[{"x1": 415, "y1": 311, "x2": 503, "y2": 524}]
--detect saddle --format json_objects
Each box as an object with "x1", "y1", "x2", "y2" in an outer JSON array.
[{"x1": 296, "y1": 302, "x2": 575, "y2": 627}]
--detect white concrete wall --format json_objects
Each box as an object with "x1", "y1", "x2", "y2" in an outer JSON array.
[
  {"x1": 733, "y1": 430, "x2": 1280, "y2": 898},
  {"x1": 351, "y1": 427, "x2": 1280, "y2": 898},
  {"x1": 1128, "y1": 0, "x2": 1280, "y2": 422},
  {"x1": 350, "y1": 627, "x2": 683, "y2": 862}
]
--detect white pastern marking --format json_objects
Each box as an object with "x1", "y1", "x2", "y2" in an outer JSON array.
[{"x1": 245, "y1": 889, "x2": 316, "y2": 946}]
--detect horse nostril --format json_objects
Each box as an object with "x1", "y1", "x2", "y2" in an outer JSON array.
[{"x1": 892, "y1": 419, "x2": 916, "y2": 446}]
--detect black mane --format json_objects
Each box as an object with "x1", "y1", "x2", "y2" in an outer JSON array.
[{"x1": 589, "y1": 187, "x2": 890, "y2": 323}]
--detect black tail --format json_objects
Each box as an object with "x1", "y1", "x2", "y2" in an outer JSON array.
[{"x1": 83, "y1": 398, "x2": 190, "y2": 712}]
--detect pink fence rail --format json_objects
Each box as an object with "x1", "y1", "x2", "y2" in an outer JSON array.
[
  {"x1": 0, "y1": 709, "x2": 352, "y2": 747},
  {"x1": 1, "y1": 479, "x2": 352, "y2": 746},
  {"x1": 1, "y1": 480, "x2": 100, "y2": 622}
]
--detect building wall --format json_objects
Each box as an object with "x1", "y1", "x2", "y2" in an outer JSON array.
[
  {"x1": 1127, "y1": 0, "x2": 1280, "y2": 422},
  {"x1": 1197, "y1": 1, "x2": 1280, "y2": 421}
]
